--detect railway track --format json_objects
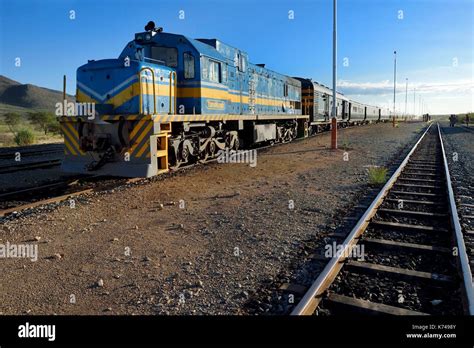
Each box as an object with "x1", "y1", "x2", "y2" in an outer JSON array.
[
  {"x1": 0, "y1": 159, "x2": 62, "y2": 174},
  {"x1": 0, "y1": 143, "x2": 63, "y2": 173},
  {"x1": 0, "y1": 175, "x2": 89, "y2": 201},
  {"x1": 0, "y1": 143, "x2": 63, "y2": 159},
  {"x1": 291, "y1": 123, "x2": 474, "y2": 316},
  {"x1": 0, "y1": 175, "x2": 142, "y2": 218}
]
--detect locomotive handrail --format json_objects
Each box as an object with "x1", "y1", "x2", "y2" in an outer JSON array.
[
  {"x1": 174, "y1": 71, "x2": 177, "y2": 114},
  {"x1": 138, "y1": 67, "x2": 157, "y2": 115},
  {"x1": 169, "y1": 71, "x2": 177, "y2": 114}
]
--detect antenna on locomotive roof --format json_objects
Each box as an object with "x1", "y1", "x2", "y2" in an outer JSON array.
[{"x1": 144, "y1": 21, "x2": 163, "y2": 33}]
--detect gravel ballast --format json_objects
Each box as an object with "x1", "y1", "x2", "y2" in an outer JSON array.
[{"x1": 440, "y1": 123, "x2": 474, "y2": 278}]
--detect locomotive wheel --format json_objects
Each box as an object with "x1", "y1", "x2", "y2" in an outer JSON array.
[
  {"x1": 291, "y1": 128, "x2": 297, "y2": 139},
  {"x1": 172, "y1": 146, "x2": 192, "y2": 170},
  {"x1": 199, "y1": 141, "x2": 215, "y2": 163},
  {"x1": 284, "y1": 128, "x2": 294, "y2": 142},
  {"x1": 209, "y1": 141, "x2": 216, "y2": 156},
  {"x1": 233, "y1": 137, "x2": 240, "y2": 150},
  {"x1": 181, "y1": 146, "x2": 189, "y2": 163}
]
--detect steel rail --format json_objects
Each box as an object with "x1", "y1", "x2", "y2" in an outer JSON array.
[
  {"x1": 291, "y1": 123, "x2": 433, "y2": 315},
  {"x1": 0, "y1": 175, "x2": 87, "y2": 200},
  {"x1": 438, "y1": 123, "x2": 474, "y2": 315},
  {"x1": 0, "y1": 159, "x2": 62, "y2": 174},
  {"x1": 0, "y1": 188, "x2": 95, "y2": 217},
  {"x1": 0, "y1": 181, "x2": 71, "y2": 200},
  {"x1": 0, "y1": 143, "x2": 63, "y2": 154},
  {"x1": 0, "y1": 149, "x2": 62, "y2": 160}
]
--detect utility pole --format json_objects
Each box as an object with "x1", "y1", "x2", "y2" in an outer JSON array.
[
  {"x1": 413, "y1": 88, "x2": 416, "y2": 116},
  {"x1": 331, "y1": 0, "x2": 338, "y2": 149},
  {"x1": 62, "y1": 75, "x2": 66, "y2": 117},
  {"x1": 393, "y1": 51, "x2": 397, "y2": 126},
  {"x1": 404, "y1": 78, "x2": 408, "y2": 116}
]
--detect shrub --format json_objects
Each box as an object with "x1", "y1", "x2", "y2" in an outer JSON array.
[
  {"x1": 28, "y1": 111, "x2": 56, "y2": 135},
  {"x1": 14, "y1": 129, "x2": 35, "y2": 146},
  {"x1": 4, "y1": 112, "x2": 21, "y2": 133},
  {"x1": 368, "y1": 166, "x2": 388, "y2": 186},
  {"x1": 47, "y1": 119, "x2": 61, "y2": 134}
]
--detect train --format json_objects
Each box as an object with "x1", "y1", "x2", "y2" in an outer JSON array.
[
  {"x1": 60, "y1": 21, "x2": 393, "y2": 178},
  {"x1": 296, "y1": 78, "x2": 392, "y2": 133}
]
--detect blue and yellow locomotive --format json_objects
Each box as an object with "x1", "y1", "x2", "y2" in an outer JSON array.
[
  {"x1": 60, "y1": 21, "x2": 307, "y2": 177},
  {"x1": 60, "y1": 21, "x2": 388, "y2": 178}
]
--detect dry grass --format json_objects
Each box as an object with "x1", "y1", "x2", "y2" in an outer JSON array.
[
  {"x1": 367, "y1": 166, "x2": 388, "y2": 186},
  {"x1": 0, "y1": 104, "x2": 62, "y2": 147}
]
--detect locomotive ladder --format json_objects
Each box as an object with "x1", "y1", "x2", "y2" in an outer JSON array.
[{"x1": 137, "y1": 67, "x2": 171, "y2": 175}]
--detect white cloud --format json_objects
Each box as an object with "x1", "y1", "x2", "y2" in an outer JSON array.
[
  {"x1": 338, "y1": 79, "x2": 474, "y2": 96},
  {"x1": 337, "y1": 63, "x2": 474, "y2": 114}
]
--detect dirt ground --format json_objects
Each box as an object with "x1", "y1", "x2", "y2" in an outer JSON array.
[{"x1": 0, "y1": 122, "x2": 427, "y2": 315}]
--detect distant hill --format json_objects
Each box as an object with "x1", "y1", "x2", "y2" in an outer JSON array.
[
  {"x1": 0, "y1": 75, "x2": 74, "y2": 113},
  {"x1": 0, "y1": 75, "x2": 21, "y2": 96}
]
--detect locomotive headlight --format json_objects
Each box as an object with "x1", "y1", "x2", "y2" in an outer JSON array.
[{"x1": 145, "y1": 33, "x2": 151, "y2": 41}]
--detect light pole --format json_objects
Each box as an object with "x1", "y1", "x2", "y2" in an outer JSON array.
[
  {"x1": 331, "y1": 0, "x2": 338, "y2": 149},
  {"x1": 404, "y1": 78, "x2": 408, "y2": 116},
  {"x1": 413, "y1": 88, "x2": 416, "y2": 116},
  {"x1": 393, "y1": 50, "x2": 397, "y2": 126}
]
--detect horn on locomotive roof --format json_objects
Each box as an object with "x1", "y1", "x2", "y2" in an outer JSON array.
[{"x1": 144, "y1": 21, "x2": 163, "y2": 33}]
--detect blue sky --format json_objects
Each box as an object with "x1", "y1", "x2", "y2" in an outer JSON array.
[{"x1": 0, "y1": 0, "x2": 472, "y2": 114}]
